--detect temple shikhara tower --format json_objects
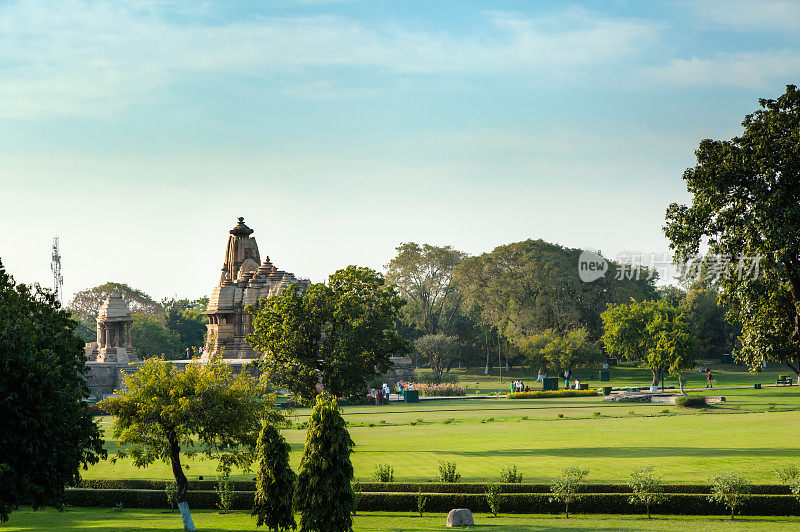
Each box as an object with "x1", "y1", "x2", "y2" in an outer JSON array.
[{"x1": 203, "y1": 217, "x2": 307, "y2": 359}]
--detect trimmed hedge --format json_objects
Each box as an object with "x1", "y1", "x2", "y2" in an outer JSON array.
[
  {"x1": 65, "y1": 489, "x2": 800, "y2": 515},
  {"x1": 506, "y1": 389, "x2": 599, "y2": 399},
  {"x1": 76, "y1": 480, "x2": 793, "y2": 495}
]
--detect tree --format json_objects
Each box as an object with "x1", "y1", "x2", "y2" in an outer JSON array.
[
  {"x1": 295, "y1": 395, "x2": 355, "y2": 532},
  {"x1": 0, "y1": 260, "x2": 105, "y2": 522},
  {"x1": 453, "y1": 240, "x2": 657, "y2": 344},
  {"x1": 249, "y1": 266, "x2": 411, "y2": 403},
  {"x1": 413, "y1": 334, "x2": 459, "y2": 378},
  {"x1": 131, "y1": 313, "x2": 185, "y2": 359},
  {"x1": 601, "y1": 298, "x2": 698, "y2": 390},
  {"x1": 628, "y1": 466, "x2": 666, "y2": 519},
  {"x1": 682, "y1": 288, "x2": 739, "y2": 358},
  {"x1": 252, "y1": 422, "x2": 296, "y2": 531},
  {"x1": 708, "y1": 472, "x2": 750, "y2": 521},
  {"x1": 549, "y1": 466, "x2": 589, "y2": 518},
  {"x1": 69, "y1": 282, "x2": 161, "y2": 326},
  {"x1": 162, "y1": 297, "x2": 208, "y2": 350},
  {"x1": 664, "y1": 85, "x2": 800, "y2": 383},
  {"x1": 385, "y1": 242, "x2": 468, "y2": 336},
  {"x1": 103, "y1": 357, "x2": 275, "y2": 531},
  {"x1": 518, "y1": 328, "x2": 601, "y2": 377}
]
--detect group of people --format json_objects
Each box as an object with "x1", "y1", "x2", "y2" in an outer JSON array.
[{"x1": 512, "y1": 380, "x2": 530, "y2": 393}]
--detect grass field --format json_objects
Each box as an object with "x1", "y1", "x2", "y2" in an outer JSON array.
[
  {"x1": 84, "y1": 361, "x2": 800, "y2": 485},
  {"x1": 3, "y1": 509, "x2": 799, "y2": 532}
]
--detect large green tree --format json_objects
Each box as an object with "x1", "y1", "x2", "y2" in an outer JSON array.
[
  {"x1": 162, "y1": 297, "x2": 208, "y2": 350},
  {"x1": 601, "y1": 298, "x2": 699, "y2": 390},
  {"x1": 69, "y1": 282, "x2": 162, "y2": 325},
  {"x1": 0, "y1": 260, "x2": 105, "y2": 522},
  {"x1": 252, "y1": 422, "x2": 296, "y2": 531},
  {"x1": 518, "y1": 328, "x2": 601, "y2": 376},
  {"x1": 295, "y1": 395, "x2": 355, "y2": 532},
  {"x1": 103, "y1": 357, "x2": 276, "y2": 531},
  {"x1": 453, "y1": 240, "x2": 657, "y2": 343},
  {"x1": 413, "y1": 333, "x2": 460, "y2": 378},
  {"x1": 248, "y1": 266, "x2": 411, "y2": 403},
  {"x1": 665, "y1": 85, "x2": 800, "y2": 382},
  {"x1": 385, "y1": 242, "x2": 468, "y2": 336}
]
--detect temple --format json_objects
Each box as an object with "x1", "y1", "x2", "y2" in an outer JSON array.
[
  {"x1": 203, "y1": 217, "x2": 308, "y2": 359},
  {"x1": 84, "y1": 292, "x2": 139, "y2": 393}
]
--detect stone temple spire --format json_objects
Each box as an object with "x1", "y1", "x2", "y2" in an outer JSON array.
[{"x1": 220, "y1": 217, "x2": 261, "y2": 284}]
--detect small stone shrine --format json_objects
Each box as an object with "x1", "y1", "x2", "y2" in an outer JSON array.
[
  {"x1": 202, "y1": 217, "x2": 308, "y2": 359},
  {"x1": 84, "y1": 292, "x2": 139, "y2": 393}
]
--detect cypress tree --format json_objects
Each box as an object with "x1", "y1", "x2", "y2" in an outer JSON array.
[
  {"x1": 295, "y1": 395, "x2": 355, "y2": 532},
  {"x1": 252, "y1": 422, "x2": 296, "y2": 530}
]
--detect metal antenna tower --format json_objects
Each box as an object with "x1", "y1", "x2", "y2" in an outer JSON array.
[{"x1": 51, "y1": 237, "x2": 63, "y2": 304}]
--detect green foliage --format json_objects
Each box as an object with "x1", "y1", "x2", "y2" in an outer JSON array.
[
  {"x1": 453, "y1": 240, "x2": 657, "y2": 344},
  {"x1": 249, "y1": 266, "x2": 411, "y2": 403},
  {"x1": 675, "y1": 395, "x2": 708, "y2": 408},
  {"x1": 385, "y1": 242, "x2": 468, "y2": 336},
  {"x1": 416, "y1": 489, "x2": 427, "y2": 516},
  {"x1": 601, "y1": 298, "x2": 698, "y2": 386},
  {"x1": 414, "y1": 334, "x2": 460, "y2": 377},
  {"x1": 68, "y1": 281, "x2": 162, "y2": 325},
  {"x1": 103, "y1": 356, "x2": 275, "y2": 527},
  {"x1": 162, "y1": 297, "x2": 208, "y2": 350},
  {"x1": 774, "y1": 464, "x2": 800, "y2": 501},
  {"x1": 517, "y1": 328, "x2": 601, "y2": 374},
  {"x1": 252, "y1": 422, "x2": 296, "y2": 530},
  {"x1": 372, "y1": 464, "x2": 394, "y2": 483},
  {"x1": 628, "y1": 466, "x2": 666, "y2": 518},
  {"x1": 549, "y1": 467, "x2": 589, "y2": 518},
  {"x1": 130, "y1": 313, "x2": 184, "y2": 359},
  {"x1": 437, "y1": 461, "x2": 461, "y2": 483},
  {"x1": 664, "y1": 85, "x2": 800, "y2": 382},
  {"x1": 485, "y1": 482, "x2": 505, "y2": 516},
  {"x1": 295, "y1": 395, "x2": 355, "y2": 532},
  {"x1": 0, "y1": 260, "x2": 105, "y2": 522},
  {"x1": 709, "y1": 472, "x2": 750, "y2": 520},
  {"x1": 165, "y1": 482, "x2": 177, "y2": 512},
  {"x1": 215, "y1": 472, "x2": 234, "y2": 514},
  {"x1": 500, "y1": 465, "x2": 523, "y2": 484}
]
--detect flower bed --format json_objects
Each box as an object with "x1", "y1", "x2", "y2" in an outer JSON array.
[
  {"x1": 506, "y1": 389, "x2": 599, "y2": 399},
  {"x1": 411, "y1": 383, "x2": 467, "y2": 396}
]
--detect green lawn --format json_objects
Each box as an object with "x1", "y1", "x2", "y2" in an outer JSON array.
[
  {"x1": 86, "y1": 384, "x2": 800, "y2": 484},
  {"x1": 3, "y1": 509, "x2": 799, "y2": 531}
]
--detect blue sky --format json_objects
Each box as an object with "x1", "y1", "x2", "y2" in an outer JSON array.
[{"x1": 1, "y1": 0, "x2": 798, "y2": 301}]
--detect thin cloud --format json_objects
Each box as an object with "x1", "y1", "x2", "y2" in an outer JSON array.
[
  {"x1": 0, "y1": 2, "x2": 657, "y2": 117},
  {"x1": 684, "y1": 0, "x2": 800, "y2": 32},
  {"x1": 642, "y1": 51, "x2": 800, "y2": 90}
]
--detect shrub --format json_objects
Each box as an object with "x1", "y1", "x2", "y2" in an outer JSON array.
[
  {"x1": 438, "y1": 461, "x2": 461, "y2": 483},
  {"x1": 500, "y1": 464, "x2": 523, "y2": 484},
  {"x1": 549, "y1": 467, "x2": 589, "y2": 518},
  {"x1": 215, "y1": 473, "x2": 234, "y2": 514},
  {"x1": 295, "y1": 395, "x2": 355, "y2": 532},
  {"x1": 507, "y1": 389, "x2": 598, "y2": 399},
  {"x1": 709, "y1": 472, "x2": 750, "y2": 520},
  {"x1": 416, "y1": 489, "x2": 427, "y2": 516},
  {"x1": 675, "y1": 395, "x2": 708, "y2": 408},
  {"x1": 775, "y1": 464, "x2": 800, "y2": 501},
  {"x1": 165, "y1": 481, "x2": 177, "y2": 512},
  {"x1": 628, "y1": 466, "x2": 666, "y2": 518},
  {"x1": 252, "y1": 422, "x2": 296, "y2": 530},
  {"x1": 372, "y1": 464, "x2": 395, "y2": 483},
  {"x1": 485, "y1": 483, "x2": 504, "y2": 517}
]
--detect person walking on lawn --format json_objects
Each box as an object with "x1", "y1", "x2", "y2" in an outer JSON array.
[{"x1": 706, "y1": 369, "x2": 713, "y2": 388}]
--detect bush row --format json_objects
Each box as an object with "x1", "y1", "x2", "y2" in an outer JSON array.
[
  {"x1": 77, "y1": 479, "x2": 793, "y2": 495},
  {"x1": 506, "y1": 389, "x2": 599, "y2": 399},
  {"x1": 64, "y1": 489, "x2": 800, "y2": 515}
]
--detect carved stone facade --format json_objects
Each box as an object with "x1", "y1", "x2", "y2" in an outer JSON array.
[{"x1": 203, "y1": 217, "x2": 308, "y2": 359}]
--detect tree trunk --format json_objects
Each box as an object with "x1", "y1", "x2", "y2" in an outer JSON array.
[
  {"x1": 678, "y1": 373, "x2": 686, "y2": 396},
  {"x1": 565, "y1": 500, "x2": 569, "y2": 518},
  {"x1": 647, "y1": 502, "x2": 651, "y2": 519},
  {"x1": 169, "y1": 435, "x2": 196, "y2": 531},
  {"x1": 485, "y1": 334, "x2": 490, "y2": 375},
  {"x1": 651, "y1": 368, "x2": 660, "y2": 386},
  {"x1": 498, "y1": 337, "x2": 502, "y2": 383}
]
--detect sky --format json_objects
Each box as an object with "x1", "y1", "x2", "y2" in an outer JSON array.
[{"x1": 1, "y1": 0, "x2": 798, "y2": 303}]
